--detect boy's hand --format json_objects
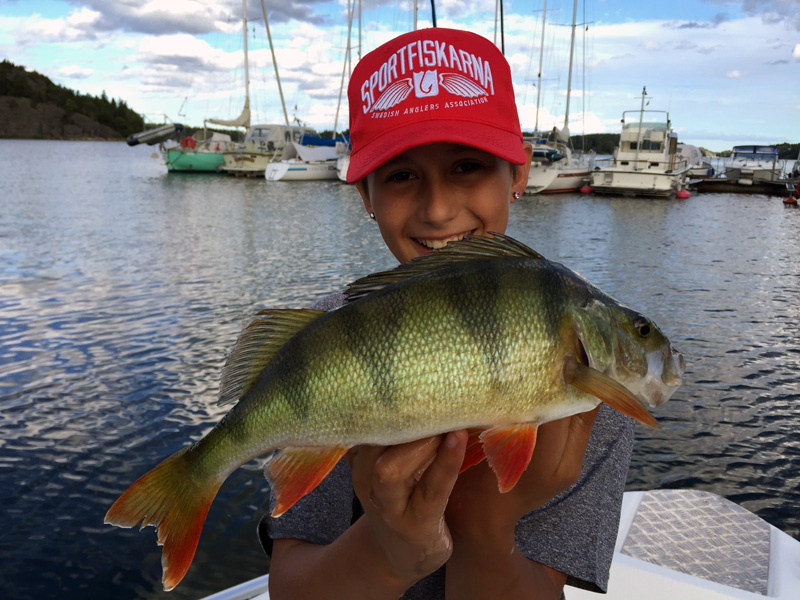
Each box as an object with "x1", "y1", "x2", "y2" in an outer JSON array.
[
  {"x1": 445, "y1": 407, "x2": 601, "y2": 539},
  {"x1": 348, "y1": 430, "x2": 468, "y2": 587}
]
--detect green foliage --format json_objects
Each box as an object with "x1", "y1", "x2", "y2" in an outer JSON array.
[
  {"x1": 0, "y1": 59, "x2": 144, "y2": 137},
  {"x1": 776, "y1": 143, "x2": 800, "y2": 160}
]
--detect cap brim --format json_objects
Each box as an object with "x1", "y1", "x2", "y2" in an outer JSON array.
[{"x1": 346, "y1": 119, "x2": 527, "y2": 184}]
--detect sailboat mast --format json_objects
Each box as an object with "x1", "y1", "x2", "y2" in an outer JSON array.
[
  {"x1": 333, "y1": 0, "x2": 355, "y2": 137},
  {"x1": 242, "y1": 0, "x2": 251, "y2": 124},
  {"x1": 564, "y1": 0, "x2": 578, "y2": 132},
  {"x1": 534, "y1": 0, "x2": 547, "y2": 136},
  {"x1": 259, "y1": 0, "x2": 290, "y2": 126}
]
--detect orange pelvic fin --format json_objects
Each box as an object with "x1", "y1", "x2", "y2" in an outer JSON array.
[
  {"x1": 563, "y1": 356, "x2": 658, "y2": 428},
  {"x1": 104, "y1": 447, "x2": 223, "y2": 591},
  {"x1": 265, "y1": 446, "x2": 348, "y2": 517},
  {"x1": 479, "y1": 423, "x2": 539, "y2": 493},
  {"x1": 459, "y1": 428, "x2": 487, "y2": 473}
]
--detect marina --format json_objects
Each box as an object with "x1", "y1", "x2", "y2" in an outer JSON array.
[{"x1": 1, "y1": 139, "x2": 799, "y2": 599}]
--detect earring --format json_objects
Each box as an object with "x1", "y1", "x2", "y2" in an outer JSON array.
[
  {"x1": 369, "y1": 212, "x2": 376, "y2": 220},
  {"x1": 513, "y1": 191, "x2": 522, "y2": 200}
]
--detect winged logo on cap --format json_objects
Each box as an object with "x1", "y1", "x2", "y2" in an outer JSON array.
[
  {"x1": 370, "y1": 71, "x2": 489, "y2": 113},
  {"x1": 371, "y1": 79, "x2": 413, "y2": 111},
  {"x1": 438, "y1": 73, "x2": 488, "y2": 98}
]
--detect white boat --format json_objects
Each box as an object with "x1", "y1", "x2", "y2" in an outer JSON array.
[
  {"x1": 589, "y1": 87, "x2": 693, "y2": 198},
  {"x1": 722, "y1": 145, "x2": 784, "y2": 185},
  {"x1": 221, "y1": 124, "x2": 312, "y2": 177},
  {"x1": 570, "y1": 489, "x2": 800, "y2": 599},
  {"x1": 526, "y1": 132, "x2": 595, "y2": 194},
  {"x1": 524, "y1": 0, "x2": 594, "y2": 195},
  {"x1": 199, "y1": 489, "x2": 799, "y2": 600},
  {"x1": 336, "y1": 140, "x2": 351, "y2": 182},
  {"x1": 677, "y1": 143, "x2": 714, "y2": 178},
  {"x1": 265, "y1": 140, "x2": 341, "y2": 181}
]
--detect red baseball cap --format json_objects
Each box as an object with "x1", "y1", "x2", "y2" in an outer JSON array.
[{"x1": 346, "y1": 28, "x2": 526, "y2": 183}]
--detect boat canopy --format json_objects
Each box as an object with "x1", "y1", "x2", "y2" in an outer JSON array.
[
  {"x1": 281, "y1": 141, "x2": 339, "y2": 162},
  {"x1": 299, "y1": 134, "x2": 349, "y2": 148}
]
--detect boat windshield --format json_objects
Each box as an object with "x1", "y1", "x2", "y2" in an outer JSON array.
[
  {"x1": 731, "y1": 146, "x2": 778, "y2": 160},
  {"x1": 623, "y1": 122, "x2": 668, "y2": 131}
]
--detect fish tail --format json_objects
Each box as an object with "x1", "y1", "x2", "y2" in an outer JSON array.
[{"x1": 104, "y1": 446, "x2": 224, "y2": 591}]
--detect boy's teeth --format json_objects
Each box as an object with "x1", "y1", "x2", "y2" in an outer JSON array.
[{"x1": 418, "y1": 234, "x2": 465, "y2": 249}]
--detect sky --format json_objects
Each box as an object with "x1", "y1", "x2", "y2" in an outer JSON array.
[{"x1": 1, "y1": 0, "x2": 799, "y2": 152}]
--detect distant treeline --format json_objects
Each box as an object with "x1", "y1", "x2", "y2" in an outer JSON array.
[{"x1": 0, "y1": 60, "x2": 143, "y2": 137}]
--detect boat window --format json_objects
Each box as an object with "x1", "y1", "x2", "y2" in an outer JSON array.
[{"x1": 630, "y1": 140, "x2": 662, "y2": 151}]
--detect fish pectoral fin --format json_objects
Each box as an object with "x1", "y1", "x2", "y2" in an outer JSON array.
[
  {"x1": 479, "y1": 423, "x2": 539, "y2": 493},
  {"x1": 459, "y1": 428, "x2": 487, "y2": 474},
  {"x1": 563, "y1": 356, "x2": 658, "y2": 428},
  {"x1": 264, "y1": 446, "x2": 348, "y2": 517}
]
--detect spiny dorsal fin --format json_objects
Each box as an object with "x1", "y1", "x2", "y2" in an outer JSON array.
[
  {"x1": 218, "y1": 309, "x2": 324, "y2": 406},
  {"x1": 346, "y1": 233, "x2": 545, "y2": 302}
]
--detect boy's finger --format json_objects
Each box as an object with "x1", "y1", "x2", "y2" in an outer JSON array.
[{"x1": 411, "y1": 430, "x2": 467, "y2": 513}]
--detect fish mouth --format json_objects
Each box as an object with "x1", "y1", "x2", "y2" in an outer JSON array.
[{"x1": 412, "y1": 230, "x2": 475, "y2": 252}]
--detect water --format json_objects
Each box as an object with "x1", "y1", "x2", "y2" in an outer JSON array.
[{"x1": 1, "y1": 140, "x2": 798, "y2": 599}]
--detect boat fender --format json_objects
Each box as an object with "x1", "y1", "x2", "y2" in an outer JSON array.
[
  {"x1": 580, "y1": 185, "x2": 593, "y2": 194},
  {"x1": 676, "y1": 189, "x2": 691, "y2": 200},
  {"x1": 216, "y1": 143, "x2": 220, "y2": 152}
]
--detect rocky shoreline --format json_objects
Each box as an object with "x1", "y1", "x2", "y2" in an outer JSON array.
[{"x1": 0, "y1": 96, "x2": 125, "y2": 141}]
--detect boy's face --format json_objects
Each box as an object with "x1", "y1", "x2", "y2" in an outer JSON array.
[{"x1": 357, "y1": 142, "x2": 532, "y2": 264}]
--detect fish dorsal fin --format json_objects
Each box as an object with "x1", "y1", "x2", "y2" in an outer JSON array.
[
  {"x1": 218, "y1": 309, "x2": 324, "y2": 406},
  {"x1": 346, "y1": 233, "x2": 546, "y2": 302}
]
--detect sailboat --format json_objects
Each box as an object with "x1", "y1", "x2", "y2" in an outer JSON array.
[
  {"x1": 218, "y1": 0, "x2": 320, "y2": 176},
  {"x1": 525, "y1": 0, "x2": 595, "y2": 194},
  {"x1": 159, "y1": 0, "x2": 252, "y2": 173}
]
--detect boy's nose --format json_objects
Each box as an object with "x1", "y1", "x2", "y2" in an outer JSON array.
[{"x1": 417, "y1": 183, "x2": 459, "y2": 225}]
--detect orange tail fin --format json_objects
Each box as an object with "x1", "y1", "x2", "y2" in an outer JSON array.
[{"x1": 104, "y1": 448, "x2": 223, "y2": 591}]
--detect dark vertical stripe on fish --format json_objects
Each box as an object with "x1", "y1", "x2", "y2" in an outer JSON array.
[{"x1": 439, "y1": 263, "x2": 507, "y2": 380}]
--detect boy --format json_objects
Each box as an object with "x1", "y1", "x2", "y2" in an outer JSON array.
[{"x1": 263, "y1": 28, "x2": 633, "y2": 599}]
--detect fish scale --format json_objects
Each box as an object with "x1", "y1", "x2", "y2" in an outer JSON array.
[{"x1": 105, "y1": 233, "x2": 683, "y2": 591}]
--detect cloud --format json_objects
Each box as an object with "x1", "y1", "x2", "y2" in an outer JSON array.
[
  {"x1": 58, "y1": 65, "x2": 94, "y2": 79},
  {"x1": 727, "y1": 69, "x2": 742, "y2": 78},
  {"x1": 703, "y1": 0, "x2": 800, "y2": 30},
  {"x1": 794, "y1": 43, "x2": 800, "y2": 58},
  {"x1": 16, "y1": 8, "x2": 103, "y2": 44},
  {"x1": 670, "y1": 12, "x2": 730, "y2": 29}
]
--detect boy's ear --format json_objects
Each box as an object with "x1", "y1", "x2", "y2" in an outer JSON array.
[
  {"x1": 355, "y1": 181, "x2": 373, "y2": 216},
  {"x1": 514, "y1": 141, "x2": 534, "y2": 192}
]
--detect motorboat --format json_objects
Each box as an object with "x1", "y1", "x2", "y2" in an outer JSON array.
[
  {"x1": 198, "y1": 489, "x2": 800, "y2": 600},
  {"x1": 723, "y1": 146, "x2": 783, "y2": 184},
  {"x1": 589, "y1": 87, "x2": 693, "y2": 198}
]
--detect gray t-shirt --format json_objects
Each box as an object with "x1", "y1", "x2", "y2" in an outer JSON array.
[{"x1": 263, "y1": 292, "x2": 634, "y2": 596}]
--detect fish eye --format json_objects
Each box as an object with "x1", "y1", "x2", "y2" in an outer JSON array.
[{"x1": 634, "y1": 317, "x2": 651, "y2": 337}]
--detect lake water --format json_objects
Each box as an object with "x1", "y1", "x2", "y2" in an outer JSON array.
[{"x1": 1, "y1": 140, "x2": 798, "y2": 599}]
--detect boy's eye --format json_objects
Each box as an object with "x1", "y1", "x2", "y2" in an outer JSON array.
[
  {"x1": 386, "y1": 170, "x2": 415, "y2": 183},
  {"x1": 454, "y1": 160, "x2": 482, "y2": 174}
]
